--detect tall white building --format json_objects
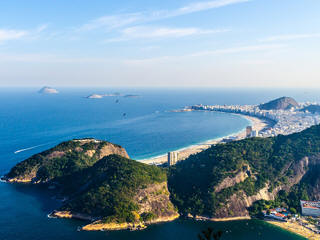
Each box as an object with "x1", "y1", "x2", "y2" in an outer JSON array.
[{"x1": 168, "y1": 152, "x2": 178, "y2": 166}]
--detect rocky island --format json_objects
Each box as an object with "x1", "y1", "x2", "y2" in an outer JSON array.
[
  {"x1": 38, "y1": 86, "x2": 59, "y2": 94},
  {"x1": 86, "y1": 94, "x2": 104, "y2": 99},
  {"x1": 3, "y1": 139, "x2": 178, "y2": 231}
]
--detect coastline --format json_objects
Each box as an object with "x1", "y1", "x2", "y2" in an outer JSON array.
[
  {"x1": 140, "y1": 114, "x2": 272, "y2": 165},
  {"x1": 267, "y1": 220, "x2": 319, "y2": 240}
]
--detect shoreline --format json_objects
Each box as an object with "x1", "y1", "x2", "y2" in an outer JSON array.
[
  {"x1": 267, "y1": 220, "x2": 320, "y2": 240},
  {"x1": 140, "y1": 113, "x2": 272, "y2": 165}
]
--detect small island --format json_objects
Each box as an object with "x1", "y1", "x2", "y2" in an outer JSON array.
[
  {"x1": 123, "y1": 94, "x2": 140, "y2": 98},
  {"x1": 86, "y1": 93, "x2": 141, "y2": 99},
  {"x1": 86, "y1": 94, "x2": 105, "y2": 99},
  {"x1": 38, "y1": 86, "x2": 59, "y2": 94}
]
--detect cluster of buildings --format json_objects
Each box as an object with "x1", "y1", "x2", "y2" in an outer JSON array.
[
  {"x1": 190, "y1": 103, "x2": 320, "y2": 137},
  {"x1": 262, "y1": 207, "x2": 292, "y2": 222}
]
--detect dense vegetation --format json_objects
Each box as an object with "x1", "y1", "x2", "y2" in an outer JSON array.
[
  {"x1": 168, "y1": 125, "x2": 320, "y2": 217},
  {"x1": 5, "y1": 139, "x2": 174, "y2": 224},
  {"x1": 59, "y1": 154, "x2": 167, "y2": 223},
  {"x1": 6, "y1": 125, "x2": 320, "y2": 223},
  {"x1": 6, "y1": 139, "x2": 125, "y2": 182}
]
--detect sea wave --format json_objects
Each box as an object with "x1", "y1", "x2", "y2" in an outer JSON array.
[{"x1": 0, "y1": 176, "x2": 7, "y2": 183}]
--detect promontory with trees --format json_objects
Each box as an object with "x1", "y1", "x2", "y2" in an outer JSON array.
[{"x1": 3, "y1": 125, "x2": 320, "y2": 231}]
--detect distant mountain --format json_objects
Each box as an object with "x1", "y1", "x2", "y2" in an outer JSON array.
[
  {"x1": 259, "y1": 97, "x2": 299, "y2": 110},
  {"x1": 301, "y1": 105, "x2": 320, "y2": 114},
  {"x1": 38, "y1": 86, "x2": 59, "y2": 94}
]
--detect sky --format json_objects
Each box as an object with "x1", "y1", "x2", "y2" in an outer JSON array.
[{"x1": 0, "y1": 0, "x2": 319, "y2": 88}]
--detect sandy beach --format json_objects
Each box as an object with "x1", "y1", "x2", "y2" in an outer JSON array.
[
  {"x1": 140, "y1": 114, "x2": 272, "y2": 165},
  {"x1": 267, "y1": 220, "x2": 320, "y2": 240}
]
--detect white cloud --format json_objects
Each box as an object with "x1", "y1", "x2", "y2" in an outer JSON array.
[
  {"x1": 0, "y1": 29, "x2": 28, "y2": 42},
  {"x1": 79, "y1": 13, "x2": 143, "y2": 31},
  {"x1": 0, "y1": 24, "x2": 49, "y2": 43},
  {"x1": 260, "y1": 34, "x2": 320, "y2": 42},
  {"x1": 106, "y1": 26, "x2": 229, "y2": 42},
  {"x1": 79, "y1": 0, "x2": 250, "y2": 31},
  {"x1": 36, "y1": 24, "x2": 49, "y2": 33},
  {"x1": 124, "y1": 43, "x2": 285, "y2": 65},
  {"x1": 188, "y1": 44, "x2": 285, "y2": 56},
  {"x1": 0, "y1": 53, "x2": 113, "y2": 63},
  {"x1": 171, "y1": 0, "x2": 250, "y2": 16}
]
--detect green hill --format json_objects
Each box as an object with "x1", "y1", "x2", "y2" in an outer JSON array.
[
  {"x1": 5, "y1": 139, "x2": 129, "y2": 183},
  {"x1": 168, "y1": 125, "x2": 320, "y2": 218},
  {"x1": 4, "y1": 139, "x2": 178, "y2": 230}
]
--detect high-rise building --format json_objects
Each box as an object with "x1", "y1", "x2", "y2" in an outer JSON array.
[
  {"x1": 168, "y1": 152, "x2": 178, "y2": 166},
  {"x1": 300, "y1": 200, "x2": 320, "y2": 217},
  {"x1": 246, "y1": 126, "x2": 253, "y2": 138},
  {"x1": 251, "y1": 130, "x2": 259, "y2": 137}
]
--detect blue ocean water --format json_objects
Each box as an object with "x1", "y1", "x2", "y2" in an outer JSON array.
[{"x1": 1, "y1": 88, "x2": 318, "y2": 240}]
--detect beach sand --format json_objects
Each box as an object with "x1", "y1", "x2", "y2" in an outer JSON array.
[
  {"x1": 140, "y1": 114, "x2": 271, "y2": 165},
  {"x1": 267, "y1": 220, "x2": 320, "y2": 240}
]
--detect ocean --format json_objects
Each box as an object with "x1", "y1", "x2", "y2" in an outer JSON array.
[{"x1": 1, "y1": 87, "x2": 318, "y2": 240}]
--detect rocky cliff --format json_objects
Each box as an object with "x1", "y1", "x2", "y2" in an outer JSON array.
[
  {"x1": 169, "y1": 125, "x2": 320, "y2": 219},
  {"x1": 214, "y1": 157, "x2": 310, "y2": 218}
]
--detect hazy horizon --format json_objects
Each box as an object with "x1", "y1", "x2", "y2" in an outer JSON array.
[{"x1": 1, "y1": 0, "x2": 319, "y2": 88}]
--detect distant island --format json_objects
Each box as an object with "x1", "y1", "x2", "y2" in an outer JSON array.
[
  {"x1": 38, "y1": 86, "x2": 59, "y2": 94},
  {"x1": 85, "y1": 93, "x2": 140, "y2": 99},
  {"x1": 123, "y1": 94, "x2": 140, "y2": 98},
  {"x1": 86, "y1": 94, "x2": 105, "y2": 99}
]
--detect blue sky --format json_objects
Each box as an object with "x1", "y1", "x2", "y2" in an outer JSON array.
[{"x1": 0, "y1": 0, "x2": 319, "y2": 87}]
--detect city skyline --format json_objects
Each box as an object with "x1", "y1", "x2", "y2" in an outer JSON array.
[{"x1": 0, "y1": 0, "x2": 319, "y2": 88}]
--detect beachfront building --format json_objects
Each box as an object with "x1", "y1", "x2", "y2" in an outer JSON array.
[
  {"x1": 251, "y1": 130, "x2": 259, "y2": 137},
  {"x1": 301, "y1": 200, "x2": 320, "y2": 217},
  {"x1": 191, "y1": 103, "x2": 320, "y2": 138},
  {"x1": 246, "y1": 126, "x2": 253, "y2": 138},
  {"x1": 168, "y1": 151, "x2": 178, "y2": 166},
  {"x1": 262, "y1": 208, "x2": 290, "y2": 222}
]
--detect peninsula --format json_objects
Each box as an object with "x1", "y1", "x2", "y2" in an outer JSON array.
[{"x1": 3, "y1": 139, "x2": 179, "y2": 231}]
